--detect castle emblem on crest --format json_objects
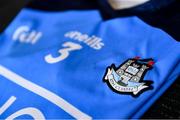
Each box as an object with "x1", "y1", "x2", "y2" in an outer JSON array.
[{"x1": 103, "y1": 57, "x2": 155, "y2": 96}]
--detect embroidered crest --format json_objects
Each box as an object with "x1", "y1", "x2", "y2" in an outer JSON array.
[{"x1": 103, "y1": 57, "x2": 154, "y2": 97}]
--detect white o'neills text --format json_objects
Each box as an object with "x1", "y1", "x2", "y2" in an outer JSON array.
[{"x1": 65, "y1": 31, "x2": 104, "y2": 50}]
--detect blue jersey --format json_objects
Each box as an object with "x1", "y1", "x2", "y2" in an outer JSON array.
[{"x1": 0, "y1": 8, "x2": 179, "y2": 119}]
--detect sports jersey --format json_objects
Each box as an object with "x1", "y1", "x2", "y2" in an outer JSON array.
[{"x1": 0, "y1": 7, "x2": 179, "y2": 119}]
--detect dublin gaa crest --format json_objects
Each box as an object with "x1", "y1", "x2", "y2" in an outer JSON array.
[{"x1": 103, "y1": 57, "x2": 154, "y2": 96}]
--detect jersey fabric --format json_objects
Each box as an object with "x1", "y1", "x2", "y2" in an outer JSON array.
[{"x1": 0, "y1": 8, "x2": 179, "y2": 119}]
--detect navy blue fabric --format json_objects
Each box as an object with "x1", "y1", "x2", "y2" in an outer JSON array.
[
  {"x1": 28, "y1": 0, "x2": 98, "y2": 11},
  {"x1": 0, "y1": 9, "x2": 179, "y2": 119},
  {"x1": 138, "y1": 0, "x2": 180, "y2": 41}
]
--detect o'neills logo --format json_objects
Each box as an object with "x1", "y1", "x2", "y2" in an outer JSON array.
[
  {"x1": 103, "y1": 57, "x2": 155, "y2": 97},
  {"x1": 65, "y1": 31, "x2": 104, "y2": 50}
]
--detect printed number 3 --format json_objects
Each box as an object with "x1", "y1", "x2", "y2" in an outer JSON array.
[{"x1": 45, "y1": 42, "x2": 82, "y2": 64}]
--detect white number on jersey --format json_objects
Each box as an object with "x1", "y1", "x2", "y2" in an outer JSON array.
[{"x1": 45, "y1": 42, "x2": 82, "y2": 64}]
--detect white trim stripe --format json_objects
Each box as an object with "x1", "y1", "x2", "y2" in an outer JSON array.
[{"x1": 0, "y1": 65, "x2": 91, "y2": 120}]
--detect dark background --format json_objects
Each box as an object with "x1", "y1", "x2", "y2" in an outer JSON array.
[
  {"x1": 0, "y1": 0, "x2": 31, "y2": 33},
  {"x1": 0, "y1": 0, "x2": 179, "y2": 118}
]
